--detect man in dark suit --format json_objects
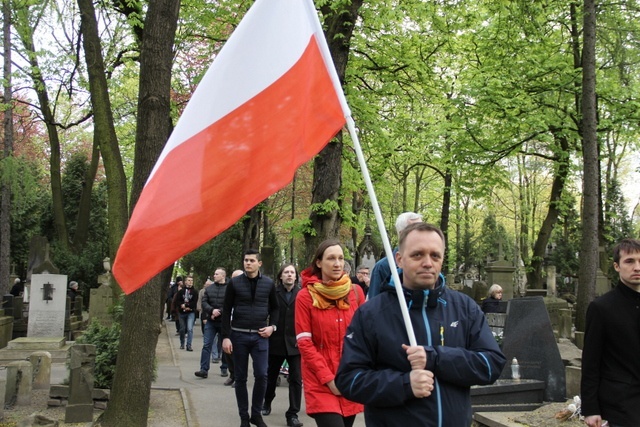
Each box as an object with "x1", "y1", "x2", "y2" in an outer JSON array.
[{"x1": 262, "y1": 264, "x2": 303, "y2": 427}]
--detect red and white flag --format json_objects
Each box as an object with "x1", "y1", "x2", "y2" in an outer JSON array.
[{"x1": 113, "y1": 0, "x2": 348, "y2": 294}]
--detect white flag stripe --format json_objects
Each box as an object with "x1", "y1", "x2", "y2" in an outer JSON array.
[{"x1": 150, "y1": 0, "x2": 319, "y2": 181}]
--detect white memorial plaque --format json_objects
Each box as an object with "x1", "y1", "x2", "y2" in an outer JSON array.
[{"x1": 28, "y1": 274, "x2": 68, "y2": 337}]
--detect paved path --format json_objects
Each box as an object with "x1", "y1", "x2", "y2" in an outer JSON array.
[{"x1": 154, "y1": 319, "x2": 367, "y2": 427}]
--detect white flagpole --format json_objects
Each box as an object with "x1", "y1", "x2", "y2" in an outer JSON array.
[
  {"x1": 344, "y1": 118, "x2": 417, "y2": 347},
  {"x1": 304, "y1": 0, "x2": 417, "y2": 346}
]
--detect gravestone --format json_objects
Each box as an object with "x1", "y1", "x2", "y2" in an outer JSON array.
[
  {"x1": 89, "y1": 284, "x2": 114, "y2": 327},
  {"x1": 543, "y1": 296, "x2": 569, "y2": 333},
  {"x1": 29, "y1": 351, "x2": 52, "y2": 390},
  {"x1": 6, "y1": 360, "x2": 32, "y2": 406},
  {"x1": 65, "y1": 344, "x2": 96, "y2": 423},
  {"x1": 546, "y1": 264, "x2": 557, "y2": 296},
  {"x1": 486, "y1": 260, "x2": 516, "y2": 301},
  {"x1": 499, "y1": 297, "x2": 566, "y2": 402},
  {"x1": 28, "y1": 274, "x2": 68, "y2": 338}
]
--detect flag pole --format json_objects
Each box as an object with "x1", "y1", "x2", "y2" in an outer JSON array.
[
  {"x1": 304, "y1": 0, "x2": 416, "y2": 346},
  {"x1": 344, "y1": 117, "x2": 417, "y2": 347}
]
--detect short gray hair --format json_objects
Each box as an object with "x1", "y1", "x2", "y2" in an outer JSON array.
[
  {"x1": 488, "y1": 284, "x2": 503, "y2": 297},
  {"x1": 395, "y1": 212, "x2": 423, "y2": 234}
]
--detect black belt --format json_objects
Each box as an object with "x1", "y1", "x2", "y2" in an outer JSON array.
[{"x1": 232, "y1": 327, "x2": 262, "y2": 333}]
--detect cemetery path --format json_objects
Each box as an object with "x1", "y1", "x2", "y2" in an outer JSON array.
[
  {"x1": 155, "y1": 318, "x2": 367, "y2": 427},
  {"x1": 152, "y1": 320, "x2": 364, "y2": 427}
]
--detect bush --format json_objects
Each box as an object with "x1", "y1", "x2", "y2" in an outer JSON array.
[{"x1": 77, "y1": 319, "x2": 121, "y2": 389}]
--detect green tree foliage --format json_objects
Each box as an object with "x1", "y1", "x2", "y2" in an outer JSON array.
[
  {"x1": 181, "y1": 223, "x2": 244, "y2": 281},
  {"x1": 42, "y1": 153, "x2": 108, "y2": 290}
]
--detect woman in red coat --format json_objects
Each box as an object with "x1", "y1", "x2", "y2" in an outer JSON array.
[{"x1": 295, "y1": 239, "x2": 365, "y2": 427}]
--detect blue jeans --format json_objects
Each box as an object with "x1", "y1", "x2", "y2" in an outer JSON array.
[
  {"x1": 200, "y1": 322, "x2": 227, "y2": 371},
  {"x1": 212, "y1": 323, "x2": 226, "y2": 367},
  {"x1": 179, "y1": 312, "x2": 195, "y2": 347},
  {"x1": 231, "y1": 330, "x2": 269, "y2": 420}
]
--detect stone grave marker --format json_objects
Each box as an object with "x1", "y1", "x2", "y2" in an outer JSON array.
[
  {"x1": 28, "y1": 273, "x2": 68, "y2": 338},
  {"x1": 65, "y1": 344, "x2": 96, "y2": 423},
  {"x1": 6, "y1": 360, "x2": 32, "y2": 405},
  {"x1": 499, "y1": 296, "x2": 566, "y2": 402},
  {"x1": 89, "y1": 284, "x2": 114, "y2": 327},
  {"x1": 543, "y1": 296, "x2": 569, "y2": 333},
  {"x1": 29, "y1": 351, "x2": 52, "y2": 390}
]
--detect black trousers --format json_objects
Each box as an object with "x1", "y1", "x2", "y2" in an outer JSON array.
[{"x1": 264, "y1": 353, "x2": 302, "y2": 419}]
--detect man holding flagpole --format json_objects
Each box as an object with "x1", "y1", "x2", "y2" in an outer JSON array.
[{"x1": 335, "y1": 223, "x2": 506, "y2": 427}]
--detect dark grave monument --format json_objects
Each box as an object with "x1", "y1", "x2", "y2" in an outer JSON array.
[{"x1": 498, "y1": 296, "x2": 566, "y2": 402}]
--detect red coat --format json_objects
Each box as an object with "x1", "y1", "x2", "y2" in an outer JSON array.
[{"x1": 295, "y1": 269, "x2": 365, "y2": 417}]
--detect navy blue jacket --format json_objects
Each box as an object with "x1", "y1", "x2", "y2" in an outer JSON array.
[{"x1": 336, "y1": 275, "x2": 506, "y2": 427}]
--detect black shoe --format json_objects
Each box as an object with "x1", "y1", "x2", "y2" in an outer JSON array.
[
  {"x1": 261, "y1": 403, "x2": 271, "y2": 416},
  {"x1": 224, "y1": 377, "x2": 235, "y2": 386},
  {"x1": 194, "y1": 370, "x2": 208, "y2": 378},
  {"x1": 240, "y1": 420, "x2": 250, "y2": 427},
  {"x1": 249, "y1": 415, "x2": 268, "y2": 427},
  {"x1": 186, "y1": 346, "x2": 193, "y2": 351},
  {"x1": 180, "y1": 344, "x2": 184, "y2": 349},
  {"x1": 221, "y1": 369, "x2": 229, "y2": 377},
  {"x1": 287, "y1": 416, "x2": 303, "y2": 427},
  {"x1": 212, "y1": 358, "x2": 221, "y2": 364}
]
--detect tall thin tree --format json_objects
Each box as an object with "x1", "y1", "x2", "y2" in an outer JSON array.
[
  {"x1": 1, "y1": 0, "x2": 14, "y2": 294},
  {"x1": 576, "y1": 0, "x2": 598, "y2": 332}
]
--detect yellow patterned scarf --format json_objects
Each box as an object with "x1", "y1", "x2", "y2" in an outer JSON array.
[{"x1": 306, "y1": 274, "x2": 353, "y2": 310}]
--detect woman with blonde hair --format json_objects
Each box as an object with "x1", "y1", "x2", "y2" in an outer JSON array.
[
  {"x1": 482, "y1": 284, "x2": 503, "y2": 313},
  {"x1": 295, "y1": 239, "x2": 364, "y2": 427}
]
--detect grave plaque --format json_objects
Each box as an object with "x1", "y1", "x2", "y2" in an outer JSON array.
[
  {"x1": 499, "y1": 296, "x2": 566, "y2": 402},
  {"x1": 27, "y1": 274, "x2": 68, "y2": 338},
  {"x1": 89, "y1": 284, "x2": 114, "y2": 327}
]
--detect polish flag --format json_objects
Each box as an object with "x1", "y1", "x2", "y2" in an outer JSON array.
[{"x1": 113, "y1": 0, "x2": 349, "y2": 294}]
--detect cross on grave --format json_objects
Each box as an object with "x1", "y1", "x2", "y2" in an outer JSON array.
[
  {"x1": 497, "y1": 238, "x2": 504, "y2": 260},
  {"x1": 41, "y1": 282, "x2": 55, "y2": 302}
]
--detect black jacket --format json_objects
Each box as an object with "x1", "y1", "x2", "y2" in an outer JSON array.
[
  {"x1": 221, "y1": 272, "x2": 278, "y2": 338},
  {"x1": 201, "y1": 280, "x2": 228, "y2": 324},
  {"x1": 268, "y1": 285, "x2": 300, "y2": 356},
  {"x1": 336, "y1": 275, "x2": 505, "y2": 427},
  {"x1": 581, "y1": 282, "x2": 640, "y2": 425},
  {"x1": 176, "y1": 286, "x2": 198, "y2": 314}
]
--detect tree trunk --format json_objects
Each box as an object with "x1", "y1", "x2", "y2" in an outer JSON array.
[
  {"x1": 101, "y1": 0, "x2": 180, "y2": 425},
  {"x1": 72, "y1": 141, "x2": 100, "y2": 251},
  {"x1": 243, "y1": 206, "x2": 262, "y2": 252},
  {"x1": 440, "y1": 167, "x2": 452, "y2": 271},
  {"x1": 576, "y1": 0, "x2": 598, "y2": 333},
  {"x1": 15, "y1": 21, "x2": 69, "y2": 248},
  {"x1": 77, "y1": 0, "x2": 129, "y2": 263},
  {"x1": 0, "y1": 0, "x2": 13, "y2": 294},
  {"x1": 304, "y1": 0, "x2": 363, "y2": 261},
  {"x1": 526, "y1": 134, "x2": 570, "y2": 288}
]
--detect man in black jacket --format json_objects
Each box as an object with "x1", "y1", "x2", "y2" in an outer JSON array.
[
  {"x1": 262, "y1": 264, "x2": 303, "y2": 427},
  {"x1": 222, "y1": 249, "x2": 279, "y2": 427},
  {"x1": 195, "y1": 268, "x2": 228, "y2": 379},
  {"x1": 582, "y1": 238, "x2": 640, "y2": 427}
]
